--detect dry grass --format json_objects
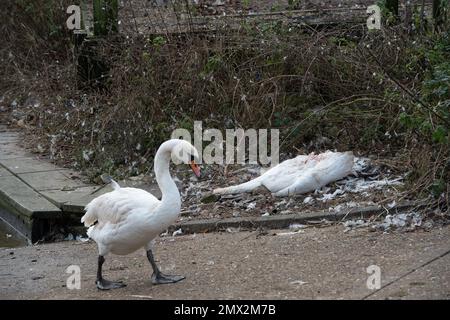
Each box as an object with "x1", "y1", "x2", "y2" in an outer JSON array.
[{"x1": 0, "y1": 0, "x2": 448, "y2": 214}]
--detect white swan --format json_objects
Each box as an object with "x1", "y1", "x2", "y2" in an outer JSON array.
[
  {"x1": 81, "y1": 139, "x2": 201, "y2": 290},
  {"x1": 214, "y1": 151, "x2": 354, "y2": 197}
]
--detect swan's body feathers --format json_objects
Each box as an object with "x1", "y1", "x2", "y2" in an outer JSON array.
[
  {"x1": 82, "y1": 187, "x2": 171, "y2": 255},
  {"x1": 214, "y1": 151, "x2": 354, "y2": 197},
  {"x1": 81, "y1": 139, "x2": 200, "y2": 289},
  {"x1": 81, "y1": 139, "x2": 199, "y2": 259},
  {"x1": 82, "y1": 188, "x2": 159, "y2": 226}
]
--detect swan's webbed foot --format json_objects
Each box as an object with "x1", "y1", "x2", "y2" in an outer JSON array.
[
  {"x1": 146, "y1": 248, "x2": 185, "y2": 285},
  {"x1": 151, "y1": 272, "x2": 185, "y2": 285},
  {"x1": 96, "y1": 278, "x2": 126, "y2": 290},
  {"x1": 95, "y1": 255, "x2": 126, "y2": 290}
]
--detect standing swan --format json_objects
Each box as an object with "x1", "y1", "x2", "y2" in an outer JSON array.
[{"x1": 81, "y1": 139, "x2": 201, "y2": 290}]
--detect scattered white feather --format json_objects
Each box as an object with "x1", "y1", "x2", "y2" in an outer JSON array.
[
  {"x1": 290, "y1": 280, "x2": 308, "y2": 285},
  {"x1": 303, "y1": 196, "x2": 313, "y2": 204},
  {"x1": 289, "y1": 223, "x2": 307, "y2": 231},
  {"x1": 172, "y1": 228, "x2": 183, "y2": 237},
  {"x1": 376, "y1": 212, "x2": 422, "y2": 231}
]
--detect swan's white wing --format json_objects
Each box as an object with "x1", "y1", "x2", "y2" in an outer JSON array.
[
  {"x1": 214, "y1": 152, "x2": 354, "y2": 196},
  {"x1": 259, "y1": 155, "x2": 312, "y2": 192},
  {"x1": 274, "y1": 151, "x2": 354, "y2": 196},
  {"x1": 213, "y1": 155, "x2": 312, "y2": 194},
  {"x1": 81, "y1": 187, "x2": 160, "y2": 227}
]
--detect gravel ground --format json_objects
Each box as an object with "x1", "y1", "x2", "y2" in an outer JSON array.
[{"x1": 1, "y1": 224, "x2": 449, "y2": 299}]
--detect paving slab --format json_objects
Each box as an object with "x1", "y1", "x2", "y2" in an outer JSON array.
[
  {"x1": 40, "y1": 186, "x2": 101, "y2": 210},
  {"x1": 18, "y1": 170, "x2": 90, "y2": 191},
  {"x1": 0, "y1": 143, "x2": 33, "y2": 160},
  {"x1": 111, "y1": 180, "x2": 162, "y2": 199},
  {"x1": 62, "y1": 182, "x2": 162, "y2": 213},
  {"x1": 0, "y1": 129, "x2": 20, "y2": 141},
  {"x1": 0, "y1": 175, "x2": 61, "y2": 218},
  {"x1": 0, "y1": 137, "x2": 20, "y2": 144},
  {"x1": 0, "y1": 157, "x2": 61, "y2": 174},
  {"x1": 0, "y1": 167, "x2": 13, "y2": 178}
]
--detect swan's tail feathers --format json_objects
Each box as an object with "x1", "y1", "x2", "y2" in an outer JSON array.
[
  {"x1": 100, "y1": 174, "x2": 120, "y2": 190},
  {"x1": 81, "y1": 200, "x2": 98, "y2": 227},
  {"x1": 110, "y1": 179, "x2": 120, "y2": 190},
  {"x1": 213, "y1": 178, "x2": 262, "y2": 195}
]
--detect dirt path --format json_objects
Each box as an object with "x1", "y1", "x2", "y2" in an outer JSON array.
[{"x1": 1, "y1": 224, "x2": 449, "y2": 299}]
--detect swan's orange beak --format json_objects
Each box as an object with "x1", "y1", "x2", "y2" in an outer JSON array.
[{"x1": 190, "y1": 161, "x2": 201, "y2": 178}]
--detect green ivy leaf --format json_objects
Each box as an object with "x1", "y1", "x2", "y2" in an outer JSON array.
[{"x1": 432, "y1": 126, "x2": 448, "y2": 144}]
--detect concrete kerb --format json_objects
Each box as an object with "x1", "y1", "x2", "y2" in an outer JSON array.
[{"x1": 168, "y1": 201, "x2": 421, "y2": 235}]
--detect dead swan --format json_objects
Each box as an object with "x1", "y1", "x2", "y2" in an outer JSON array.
[{"x1": 214, "y1": 151, "x2": 354, "y2": 197}]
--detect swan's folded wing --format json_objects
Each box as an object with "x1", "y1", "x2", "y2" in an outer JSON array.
[
  {"x1": 274, "y1": 151, "x2": 354, "y2": 196},
  {"x1": 81, "y1": 188, "x2": 160, "y2": 227}
]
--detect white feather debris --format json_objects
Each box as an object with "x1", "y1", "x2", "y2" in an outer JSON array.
[
  {"x1": 226, "y1": 227, "x2": 239, "y2": 233},
  {"x1": 343, "y1": 177, "x2": 403, "y2": 193},
  {"x1": 317, "y1": 188, "x2": 346, "y2": 202},
  {"x1": 130, "y1": 295, "x2": 153, "y2": 299},
  {"x1": 387, "y1": 200, "x2": 397, "y2": 209},
  {"x1": 246, "y1": 202, "x2": 256, "y2": 211},
  {"x1": 76, "y1": 235, "x2": 90, "y2": 242},
  {"x1": 290, "y1": 280, "x2": 308, "y2": 285},
  {"x1": 342, "y1": 211, "x2": 425, "y2": 233},
  {"x1": 342, "y1": 219, "x2": 369, "y2": 232},
  {"x1": 275, "y1": 199, "x2": 289, "y2": 207},
  {"x1": 276, "y1": 230, "x2": 304, "y2": 236},
  {"x1": 172, "y1": 228, "x2": 183, "y2": 237},
  {"x1": 180, "y1": 181, "x2": 195, "y2": 198},
  {"x1": 329, "y1": 201, "x2": 374, "y2": 213},
  {"x1": 289, "y1": 223, "x2": 307, "y2": 231},
  {"x1": 311, "y1": 157, "x2": 404, "y2": 202},
  {"x1": 160, "y1": 230, "x2": 169, "y2": 237},
  {"x1": 352, "y1": 157, "x2": 371, "y2": 175},
  {"x1": 64, "y1": 233, "x2": 74, "y2": 241},
  {"x1": 82, "y1": 150, "x2": 93, "y2": 161},
  {"x1": 375, "y1": 212, "x2": 422, "y2": 231},
  {"x1": 315, "y1": 186, "x2": 331, "y2": 195},
  {"x1": 303, "y1": 196, "x2": 313, "y2": 204}
]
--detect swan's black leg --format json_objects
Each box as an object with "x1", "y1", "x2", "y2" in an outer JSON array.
[
  {"x1": 146, "y1": 249, "x2": 185, "y2": 285},
  {"x1": 96, "y1": 255, "x2": 126, "y2": 290}
]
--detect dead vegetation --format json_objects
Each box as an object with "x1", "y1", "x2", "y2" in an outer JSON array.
[{"x1": 0, "y1": 0, "x2": 448, "y2": 219}]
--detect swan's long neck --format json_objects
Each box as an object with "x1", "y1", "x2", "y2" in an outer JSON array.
[{"x1": 154, "y1": 141, "x2": 181, "y2": 213}]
